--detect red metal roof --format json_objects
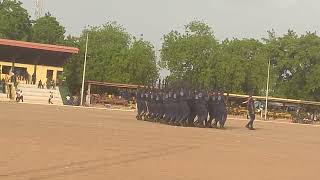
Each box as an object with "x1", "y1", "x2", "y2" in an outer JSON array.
[{"x1": 0, "y1": 38, "x2": 79, "y2": 54}]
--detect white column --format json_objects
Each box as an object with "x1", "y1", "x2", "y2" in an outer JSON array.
[
  {"x1": 80, "y1": 34, "x2": 89, "y2": 106},
  {"x1": 265, "y1": 60, "x2": 271, "y2": 120}
]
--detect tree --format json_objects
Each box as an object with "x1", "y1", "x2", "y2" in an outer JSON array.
[
  {"x1": 0, "y1": 0, "x2": 31, "y2": 40},
  {"x1": 262, "y1": 30, "x2": 320, "y2": 101},
  {"x1": 219, "y1": 39, "x2": 268, "y2": 94},
  {"x1": 63, "y1": 35, "x2": 82, "y2": 94},
  {"x1": 160, "y1": 21, "x2": 268, "y2": 93},
  {"x1": 63, "y1": 22, "x2": 159, "y2": 93},
  {"x1": 31, "y1": 13, "x2": 66, "y2": 44},
  {"x1": 160, "y1": 20, "x2": 219, "y2": 89},
  {"x1": 126, "y1": 39, "x2": 159, "y2": 85},
  {"x1": 83, "y1": 22, "x2": 131, "y2": 83},
  {"x1": 300, "y1": 33, "x2": 320, "y2": 100}
]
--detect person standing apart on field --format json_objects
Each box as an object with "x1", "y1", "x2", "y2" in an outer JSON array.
[{"x1": 244, "y1": 94, "x2": 256, "y2": 130}]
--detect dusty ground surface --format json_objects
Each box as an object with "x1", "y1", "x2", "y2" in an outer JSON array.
[{"x1": 0, "y1": 102, "x2": 319, "y2": 180}]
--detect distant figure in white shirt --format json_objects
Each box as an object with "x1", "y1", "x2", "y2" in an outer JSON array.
[
  {"x1": 48, "y1": 91, "x2": 53, "y2": 104},
  {"x1": 66, "y1": 96, "x2": 72, "y2": 105}
]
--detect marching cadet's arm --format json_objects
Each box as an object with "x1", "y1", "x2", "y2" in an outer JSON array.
[{"x1": 242, "y1": 100, "x2": 248, "y2": 104}]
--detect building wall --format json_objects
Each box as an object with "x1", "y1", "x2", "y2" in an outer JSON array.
[{"x1": 0, "y1": 60, "x2": 63, "y2": 83}]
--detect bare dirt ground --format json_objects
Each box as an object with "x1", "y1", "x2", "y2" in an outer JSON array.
[{"x1": 0, "y1": 102, "x2": 319, "y2": 180}]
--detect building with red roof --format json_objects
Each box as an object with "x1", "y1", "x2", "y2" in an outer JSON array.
[{"x1": 0, "y1": 38, "x2": 79, "y2": 85}]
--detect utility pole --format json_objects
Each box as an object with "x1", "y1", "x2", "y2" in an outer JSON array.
[
  {"x1": 265, "y1": 60, "x2": 271, "y2": 120},
  {"x1": 80, "y1": 34, "x2": 89, "y2": 106}
]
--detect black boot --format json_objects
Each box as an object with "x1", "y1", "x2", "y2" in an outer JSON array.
[{"x1": 206, "y1": 121, "x2": 213, "y2": 128}]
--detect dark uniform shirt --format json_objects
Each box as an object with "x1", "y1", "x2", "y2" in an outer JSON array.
[{"x1": 247, "y1": 98, "x2": 255, "y2": 115}]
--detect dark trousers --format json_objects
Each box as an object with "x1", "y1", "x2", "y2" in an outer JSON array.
[
  {"x1": 220, "y1": 110, "x2": 228, "y2": 127},
  {"x1": 214, "y1": 108, "x2": 227, "y2": 127},
  {"x1": 246, "y1": 114, "x2": 255, "y2": 128},
  {"x1": 175, "y1": 102, "x2": 189, "y2": 124},
  {"x1": 214, "y1": 113, "x2": 222, "y2": 126},
  {"x1": 188, "y1": 111, "x2": 197, "y2": 127},
  {"x1": 196, "y1": 107, "x2": 208, "y2": 127},
  {"x1": 137, "y1": 102, "x2": 142, "y2": 114},
  {"x1": 137, "y1": 101, "x2": 143, "y2": 119},
  {"x1": 208, "y1": 111, "x2": 216, "y2": 125},
  {"x1": 16, "y1": 96, "x2": 23, "y2": 102}
]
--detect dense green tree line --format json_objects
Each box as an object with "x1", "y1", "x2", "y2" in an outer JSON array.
[
  {"x1": 160, "y1": 21, "x2": 320, "y2": 101},
  {"x1": 1, "y1": 1, "x2": 320, "y2": 101}
]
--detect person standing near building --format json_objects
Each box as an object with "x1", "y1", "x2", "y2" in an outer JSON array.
[
  {"x1": 26, "y1": 72, "x2": 31, "y2": 84},
  {"x1": 38, "y1": 80, "x2": 42, "y2": 89},
  {"x1": 32, "y1": 73, "x2": 36, "y2": 85},
  {"x1": 48, "y1": 91, "x2": 54, "y2": 104},
  {"x1": 244, "y1": 94, "x2": 256, "y2": 130}
]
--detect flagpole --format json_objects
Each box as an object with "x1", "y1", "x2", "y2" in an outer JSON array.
[
  {"x1": 80, "y1": 33, "x2": 89, "y2": 106},
  {"x1": 265, "y1": 60, "x2": 271, "y2": 120}
]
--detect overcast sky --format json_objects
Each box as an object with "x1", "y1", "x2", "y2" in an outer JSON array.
[{"x1": 20, "y1": 0, "x2": 320, "y2": 49}]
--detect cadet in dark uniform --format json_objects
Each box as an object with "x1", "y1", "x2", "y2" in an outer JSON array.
[
  {"x1": 169, "y1": 90, "x2": 179, "y2": 125},
  {"x1": 163, "y1": 91, "x2": 169, "y2": 122},
  {"x1": 187, "y1": 90, "x2": 197, "y2": 127},
  {"x1": 203, "y1": 90, "x2": 210, "y2": 127},
  {"x1": 214, "y1": 90, "x2": 227, "y2": 128},
  {"x1": 244, "y1": 95, "x2": 256, "y2": 130},
  {"x1": 149, "y1": 91, "x2": 156, "y2": 121},
  {"x1": 220, "y1": 90, "x2": 228, "y2": 128},
  {"x1": 164, "y1": 90, "x2": 173, "y2": 124},
  {"x1": 156, "y1": 91, "x2": 164, "y2": 122},
  {"x1": 144, "y1": 91, "x2": 151, "y2": 121},
  {"x1": 176, "y1": 89, "x2": 190, "y2": 126},
  {"x1": 195, "y1": 90, "x2": 208, "y2": 128},
  {"x1": 136, "y1": 88, "x2": 143, "y2": 120},
  {"x1": 207, "y1": 90, "x2": 217, "y2": 128},
  {"x1": 140, "y1": 89, "x2": 147, "y2": 120}
]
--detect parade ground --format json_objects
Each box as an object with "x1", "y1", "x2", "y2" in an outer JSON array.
[{"x1": 0, "y1": 103, "x2": 319, "y2": 180}]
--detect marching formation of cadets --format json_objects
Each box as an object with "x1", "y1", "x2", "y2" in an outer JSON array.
[{"x1": 136, "y1": 88, "x2": 229, "y2": 129}]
